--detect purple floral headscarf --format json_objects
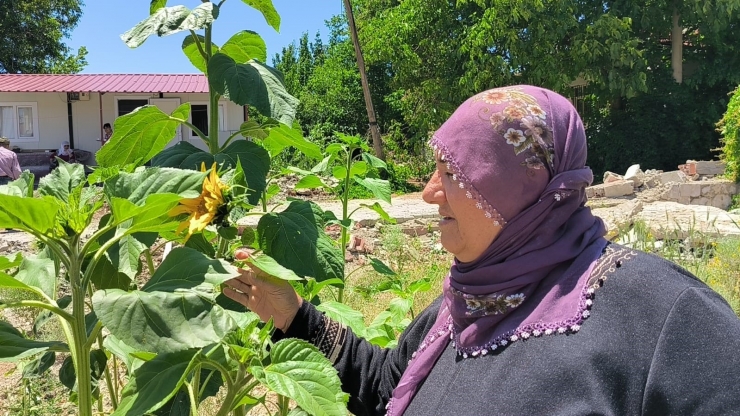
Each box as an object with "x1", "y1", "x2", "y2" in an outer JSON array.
[{"x1": 386, "y1": 86, "x2": 607, "y2": 415}]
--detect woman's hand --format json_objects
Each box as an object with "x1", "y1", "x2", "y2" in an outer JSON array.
[{"x1": 223, "y1": 249, "x2": 303, "y2": 332}]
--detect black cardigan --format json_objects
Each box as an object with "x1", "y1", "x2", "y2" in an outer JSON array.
[{"x1": 279, "y1": 244, "x2": 740, "y2": 415}]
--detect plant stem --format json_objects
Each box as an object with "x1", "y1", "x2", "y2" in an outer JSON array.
[
  {"x1": 217, "y1": 237, "x2": 229, "y2": 259},
  {"x1": 204, "y1": 24, "x2": 220, "y2": 154},
  {"x1": 339, "y1": 146, "x2": 354, "y2": 304},
  {"x1": 277, "y1": 394, "x2": 289, "y2": 416},
  {"x1": 145, "y1": 249, "x2": 156, "y2": 275},
  {"x1": 112, "y1": 354, "x2": 120, "y2": 404},
  {"x1": 0, "y1": 300, "x2": 74, "y2": 323},
  {"x1": 185, "y1": 381, "x2": 199, "y2": 416},
  {"x1": 97, "y1": 329, "x2": 118, "y2": 410},
  {"x1": 70, "y1": 250, "x2": 94, "y2": 416}
]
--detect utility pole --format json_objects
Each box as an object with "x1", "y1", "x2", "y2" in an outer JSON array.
[{"x1": 342, "y1": 0, "x2": 385, "y2": 160}]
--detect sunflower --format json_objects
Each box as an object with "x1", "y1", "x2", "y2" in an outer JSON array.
[{"x1": 169, "y1": 162, "x2": 228, "y2": 239}]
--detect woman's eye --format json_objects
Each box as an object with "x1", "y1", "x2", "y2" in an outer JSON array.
[{"x1": 444, "y1": 172, "x2": 454, "y2": 178}]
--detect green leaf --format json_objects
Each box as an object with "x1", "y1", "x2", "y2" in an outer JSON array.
[
  {"x1": 0, "y1": 171, "x2": 35, "y2": 197},
  {"x1": 0, "y1": 271, "x2": 37, "y2": 294},
  {"x1": 93, "y1": 289, "x2": 237, "y2": 353},
  {"x1": 0, "y1": 253, "x2": 22, "y2": 271},
  {"x1": 15, "y1": 255, "x2": 56, "y2": 299},
  {"x1": 316, "y1": 301, "x2": 367, "y2": 338},
  {"x1": 361, "y1": 153, "x2": 387, "y2": 171},
  {"x1": 103, "y1": 335, "x2": 149, "y2": 373},
  {"x1": 312, "y1": 155, "x2": 334, "y2": 173},
  {"x1": 33, "y1": 296, "x2": 70, "y2": 335},
  {"x1": 349, "y1": 161, "x2": 368, "y2": 177},
  {"x1": 248, "y1": 254, "x2": 303, "y2": 281},
  {"x1": 359, "y1": 202, "x2": 396, "y2": 223},
  {"x1": 151, "y1": 141, "x2": 203, "y2": 168},
  {"x1": 332, "y1": 166, "x2": 347, "y2": 181},
  {"x1": 89, "y1": 252, "x2": 133, "y2": 291},
  {"x1": 143, "y1": 247, "x2": 239, "y2": 292},
  {"x1": 96, "y1": 103, "x2": 191, "y2": 168},
  {"x1": 264, "y1": 183, "x2": 281, "y2": 203},
  {"x1": 369, "y1": 258, "x2": 396, "y2": 276},
  {"x1": 0, "y1": 321, "x2": 67, "y2": 362},
  {"x1": 182, "y1": 34, "x2": 218, "y2": 74},
  {"x1": 105, "y1": 167, "x2": 205, "y2": 205},
  {"x1": 109, "y1": 194, "x2": 182, "y2": 234},
  {"x1": 237, "y1": 121, "x2": 269, "y2": 140},
  {"x1": 263, "y1": 125, "x2": 321, "y2": 159},
  {"x1": 113, "y1": 349, "x2": 199, "y2": 416},
  {"x1": 215, "y1": 140, "x2": 270, "y2": 205},
  {"x1": 38, "y1": 159, "x2": 86, "y2": 203},
  {"x1": 150, "y1": 0, "x2": 167, "y2": 14},
  {"x1": 21, "y1": 351, "x2": 55, "y2": 379},
  {"x1": 113, "y1": 233, "x2": 158, "y2": 280},
  {"x1": 59, "y1": 356, "x2": 75, "y2": 389},
  {"x1": 353, "y1": 177, "x2": 391, "y2": 204},
  {"x1": 295, "y1": 175, "x2": 325, "y2": 190},
  {"x1": 407, "y1": 278, "x2": 432, "y2": 295},
  {"x1": 240, "y1": 0, "x2": 281, "y2": 31},
  {"x1": 185, "y1": 232, "x2": 216, "y2": 257},
  {"x1": 221, "y1": 30, "x2": 268, "y2": 63},
  {"x1": 161, "y1": 140, "x2": 268, "y2": 205},
  {"x1": 240, "y1": 227, "x2": 256, "y2": 247},
  {"x1": 0, "y1": 194, "x2": 58, "y2": 234},
  {"x1": 251, "y1": 339, "x2": 348, "y2": 416},
  {"x1": 122, "y1": 3, "x2": 217, "y2": 48},
  {"x1": 218, "y1": 226, "x2": 238, "y2": 240},
  {"x1": 258, "y1": 201, "x2": 344, "y2": 281},
  {"x1": 207, "y1": 54, "x2": 298, "y2": 126},
  {"x1": 93, "y1": 247, "x2": 239, "y2": 353}
]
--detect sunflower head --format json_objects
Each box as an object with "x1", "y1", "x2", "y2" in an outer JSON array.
[{"x1": 169, "y1": 162, "x2": 229, "y2": 240}]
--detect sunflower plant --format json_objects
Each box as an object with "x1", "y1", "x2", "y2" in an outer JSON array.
[{"x1": 0, "y1": 1, "x2": 350, "y2": 416}]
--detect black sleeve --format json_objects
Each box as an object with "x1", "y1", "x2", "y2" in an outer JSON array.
[
  {"x1": 275, "y1": 297, "x2": 443, "y2": 416},
  {"x1": 642, "y1": 287, "x2": 740, "y2": 415}
]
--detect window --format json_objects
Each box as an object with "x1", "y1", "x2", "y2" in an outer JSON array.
[
  {"x1": 117, "y1": 99, "x2": 149, "y2": 117},
  {"x1": 0, "y1": 102, "x2": 39, "y2": 141},
  {"x1": 190, "y1": 103, "x2": 227, "y2": 136},
  {"x1": 192, "y1": 104, "x2": 208, "y2": 137}
]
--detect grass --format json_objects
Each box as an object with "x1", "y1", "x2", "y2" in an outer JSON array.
[{"x1": 616, "y1": 218, "x2": 740, "y2": 313}]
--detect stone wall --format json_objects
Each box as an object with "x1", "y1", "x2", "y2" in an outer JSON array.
[
  {"x1": 660, "y1": 180, "x2": 737, "y2": 209},
  {"x1": 587, "y1": 160, "x2": 739, "y2": 210}
]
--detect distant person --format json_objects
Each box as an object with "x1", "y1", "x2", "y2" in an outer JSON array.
[
  {"x1": 0, "y1": 137, "x2": 21, "y2": 185},
  {"x1": 101, "y1": 123, "x2": 113, "y2": 146},
  {"x1": 50, "y1": 140, "x2": 75, "y2": 170}
]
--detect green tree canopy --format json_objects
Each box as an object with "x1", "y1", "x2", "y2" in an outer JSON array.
[{"x1": 0, "y1": 0, "x2": 87, "y2": 74}]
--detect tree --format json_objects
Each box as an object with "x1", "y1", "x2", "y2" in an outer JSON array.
[
  {"x1": 353, "y1": 0, "x2": 740, "y2": 174},
  {"x1": 0, "y1": 0, "x2": 87, "y2": 74}
]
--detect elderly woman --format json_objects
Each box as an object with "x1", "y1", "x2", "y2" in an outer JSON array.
[
  {"x1": 224, "y1": 86, "x2": 740, "y2": 415},
  {"x1": 50, "y1": 141, "x2": 75, "y2": 169}
]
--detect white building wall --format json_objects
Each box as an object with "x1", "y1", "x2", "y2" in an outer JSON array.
[{"x1": 0, "y1": 92, "x2": 247, "y2": 165}]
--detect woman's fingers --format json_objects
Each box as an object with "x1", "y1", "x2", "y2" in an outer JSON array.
[
  {"x1": 223, "y1": 287, "x2": 250, "y2": 306},
  {"x1": 234, "y1": 248, "x2": 251, "y2": 261},
  {"x1": 224, "y1": 276, "x2": 252, "y2": 293}
]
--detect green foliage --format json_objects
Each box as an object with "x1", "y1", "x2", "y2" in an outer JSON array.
[
  {"x1": 718, "y1": 86, "x2": 740, "y2": 182},
  {"x1": 97, "y1": 104, "x2": 192, "y2": 168},
  {"x1": 121, "y1": 3, "x2": 218, "y2": 48},
  {"x1": 0, "y1": 0, "x2": 87, "y2": 74},
  {"x1": 585, "y1": 74, "x2": 731, "y2": 177},
  {"x1": 258, "y1": 201, "x2": 345, "y2": 282}
]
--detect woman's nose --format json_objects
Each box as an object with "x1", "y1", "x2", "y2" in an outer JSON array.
[{"x1": 422, "y1": 170, "x2": 445, "y2": 205}]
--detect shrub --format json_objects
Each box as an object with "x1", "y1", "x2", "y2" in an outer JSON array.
[{"x1": 718, "y1": 86, "x2": 740, "y2": 182}]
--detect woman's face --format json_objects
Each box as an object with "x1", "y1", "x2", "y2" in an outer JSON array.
[
  {"x1": 423, "y1": 158, "x2": 502, "y2": 262},
  {"x1": 104, "y1": 126, "x2": 112, "y2": 134}
]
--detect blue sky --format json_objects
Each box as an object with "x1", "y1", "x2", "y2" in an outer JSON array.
[{"x1": 67, "y1": 0, "x2": 340, "y2": 74}]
